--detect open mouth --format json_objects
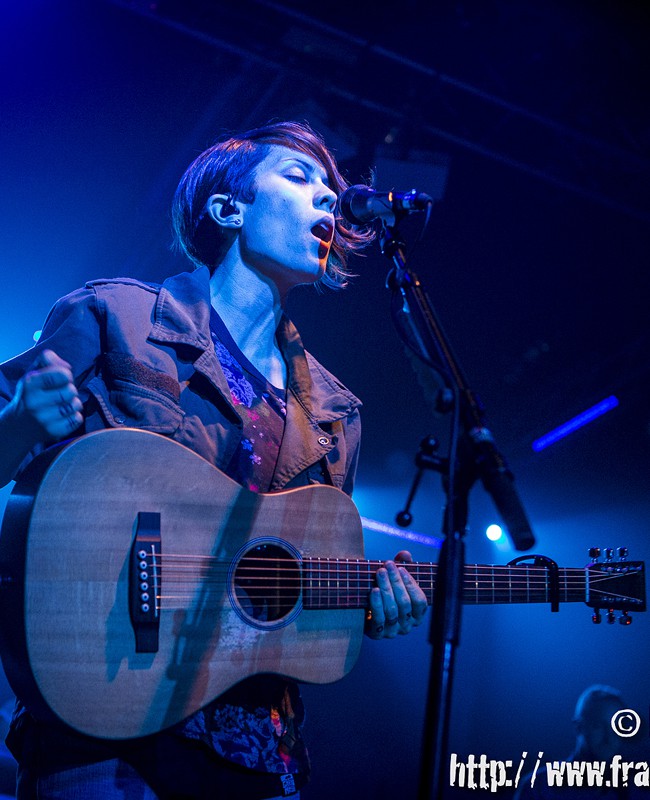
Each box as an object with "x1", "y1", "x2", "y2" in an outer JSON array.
[{"x1": 311, "y1": 220, "x2": 334, "y2": 244}]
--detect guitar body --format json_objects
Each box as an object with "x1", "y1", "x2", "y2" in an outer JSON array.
[{"x1": 0, "y1": 428, "x2": 365, "y2": 740}]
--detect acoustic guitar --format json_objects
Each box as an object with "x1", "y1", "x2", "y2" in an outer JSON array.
[{"x1": 0, "y1": 429, "x2": 644, "y2": 739}]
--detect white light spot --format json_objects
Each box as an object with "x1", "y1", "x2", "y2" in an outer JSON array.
[{"x1": 486, "y1": 524, "x2": 503, "y2": 542}]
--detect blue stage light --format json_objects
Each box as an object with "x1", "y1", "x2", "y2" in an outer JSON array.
[
  {"x1": 532, "y1": 396, "x2": 619, "y2": 452},
  {"x1": 486, "y1": 524, "x2": 503, "y2": 542}
]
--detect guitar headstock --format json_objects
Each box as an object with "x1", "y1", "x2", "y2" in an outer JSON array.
[{"x1": 586, "y1": 547, "x2": 646, "y2": 624}]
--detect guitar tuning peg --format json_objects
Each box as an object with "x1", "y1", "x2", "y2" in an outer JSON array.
[
  {"x1": 592, "y1": 610, "x2": 602, "y2": 624},
  {"x1": 607, "y1": 609, "x2": 616, "y2": 624},
  {"x1": 619, "y1": 611, "x2": 632, "y2": 626},
  {"x1": 588, "y1": 547, "x2": 601, "y2": 560},
  {"x1": 605, "y1": 548, "x2": 614, "y2": 561},
  {"x1": 617, "y1": 547, "x2": 628, "y2": 560}
]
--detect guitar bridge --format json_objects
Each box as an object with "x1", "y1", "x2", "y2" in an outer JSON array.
[{"x1": 129, "y1": 512, "x2": 161, "y2": 653}]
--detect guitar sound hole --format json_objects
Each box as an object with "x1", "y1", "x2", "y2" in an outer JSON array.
[{"x1": 233, "y1": 543, "x2": 300, "y2": 624}]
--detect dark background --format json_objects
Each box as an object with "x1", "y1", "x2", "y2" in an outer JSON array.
[{"x1": 1, "y1": 1, "x2": 649, "y2": 796}]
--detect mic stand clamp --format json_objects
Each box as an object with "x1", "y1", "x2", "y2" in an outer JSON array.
[{"x1": 396, "y1": 436, "x2": 447, "y2": 528}]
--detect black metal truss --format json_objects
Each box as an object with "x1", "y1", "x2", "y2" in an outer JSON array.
[{"x1": 108, "y1": 0, "x2": 650, "y2": 222}]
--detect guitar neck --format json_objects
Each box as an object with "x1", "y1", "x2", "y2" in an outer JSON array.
[{"x1": 303, "y1": 560, "x2": 587, "y2": 609}]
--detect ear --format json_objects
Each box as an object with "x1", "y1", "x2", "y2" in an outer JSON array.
[{"x1": 205, "y1": 194, "x2": 243, "y2": 229}]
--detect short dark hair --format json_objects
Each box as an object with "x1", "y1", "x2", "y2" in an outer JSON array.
[{"x1": 172, "y1": 120, "x2": 373, "y2": 288}]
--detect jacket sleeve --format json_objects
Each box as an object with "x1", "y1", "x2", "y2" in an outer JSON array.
[{"x1": 0, "y1": 287, "x2": 103, "y2": 478}]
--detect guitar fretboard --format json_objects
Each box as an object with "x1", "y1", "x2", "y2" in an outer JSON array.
[{"x1": 302, "y1": 560, "x2": 587, "y2": 609}]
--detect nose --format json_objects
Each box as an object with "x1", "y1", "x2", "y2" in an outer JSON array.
[{"x1": 316, "y1": 182, "x2": 337, "y2": 214}]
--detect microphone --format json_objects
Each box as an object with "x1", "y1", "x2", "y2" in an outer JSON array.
[{"x1": 337, "y1": 185, "x2": 433, "y2": 225}]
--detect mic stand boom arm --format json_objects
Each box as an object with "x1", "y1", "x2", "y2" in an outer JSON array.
[{"x1": 378, "y1": 219, "x2": 535, "y2": 800}]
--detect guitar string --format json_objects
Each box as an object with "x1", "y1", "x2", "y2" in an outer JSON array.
[
  {"x1": 153, "y1": 593, "x2": 627, "y2": 608},
  {"x1": 153, "y1": 593, "x2": 632, "y2": 609},
  {"x1": 153, "y1": 584, "x2": 621, "y2": 602},
  {"x1": 144, "y1": 562, "x2": 619, "y2": 586},
  {"x1": 147, "y1": 553, "x2": 632, "y2": 578},
  {"x1": 153, "y1": 577, "x2": 606, "y2": 588},
  {"x1": 148, "y1": 571, "x2": 614, "y2": 588},
  {"x1": 153, "y1": 580, "x2": 595, "y2": 593},
  {"x1": 153, "y1": 577, "x2": 631, "y2": 600}
]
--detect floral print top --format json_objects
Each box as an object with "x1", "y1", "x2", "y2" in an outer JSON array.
[{"x1": 175, "y1": 308, "x2": 309, "y2": 777}]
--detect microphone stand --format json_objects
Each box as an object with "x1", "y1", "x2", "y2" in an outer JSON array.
[{"x1": 377, "y1": 215, "x2": 535, "y2": 800}]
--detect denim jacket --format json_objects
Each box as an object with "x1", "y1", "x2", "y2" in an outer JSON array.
[{"x1": 0, "y1": 266, "x2": 361, "y2": 494}]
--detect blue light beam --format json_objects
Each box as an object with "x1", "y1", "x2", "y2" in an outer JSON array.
[
  {"x1": 532, "y1": 396, "x2": 619, "y2": 452},
  {"x1": 361, "y1": 517, "x2": 442, "y2": 549}
]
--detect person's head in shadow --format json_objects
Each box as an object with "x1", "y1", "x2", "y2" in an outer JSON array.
[{"x1": 572, "y1": 684, "x2": 627, "y2": 761}]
